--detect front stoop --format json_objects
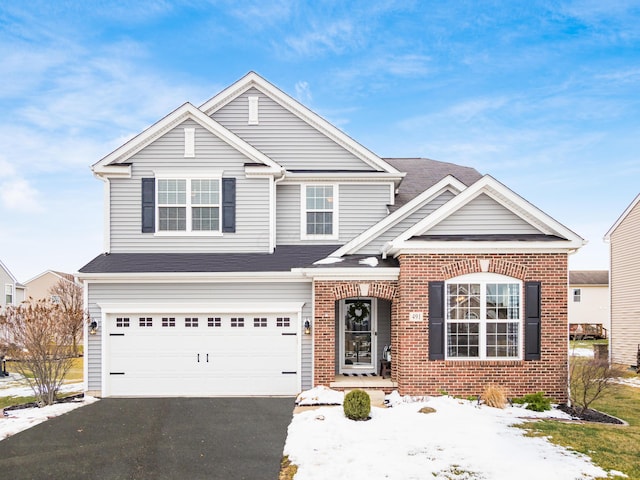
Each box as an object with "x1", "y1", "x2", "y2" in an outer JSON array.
[{"x1": 329, "y1": 375, "x2": 397, "y2": 395}]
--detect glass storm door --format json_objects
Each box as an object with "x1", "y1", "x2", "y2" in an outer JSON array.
[{"x1": 342, "y1": 299, "x2": 374, "y2": 370}]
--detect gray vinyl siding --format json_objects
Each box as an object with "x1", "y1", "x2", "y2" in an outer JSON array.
[
  {"x1": 211, "y1": 87, "x2": 374, "y2": 171},
  {"x1": 610, "y1": 200, "x2": 640, "y2": 366},
  {"x1": 356, "y1": 191, "x2": 456, "y2": 255},
  {"x1": 428, "y1": 193, "x2": 541, "y2": 235},
  {"x1": 86, "y1": 280, "x2": 313, "y2": 393},
  {"x1": 109, "y1": 119, "x2": 271, "y2": 253},
  {"x1": 276, "y1": 183, "x2": 391, "y2": 245}
]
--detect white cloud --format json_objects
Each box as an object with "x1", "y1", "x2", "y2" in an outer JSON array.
[
  {"x1": 282, "y1": 19, "x2": 362, "y2": 57},
  {"x1": 295, "y1": 81, "x2": 312, "y2": 104},
  {"x1": 0, "y1": 177, "x2": 43, "y2": 213}
]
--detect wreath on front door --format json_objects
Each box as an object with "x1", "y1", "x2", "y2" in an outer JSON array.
[{"x1": 347, "y1": 300, "x2": 370, "y2": 324}]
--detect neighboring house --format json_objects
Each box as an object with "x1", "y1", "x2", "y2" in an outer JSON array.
[
  {"x1": 78, "y1": 72, "x2": 585, "y2": 401},
  {"x1": 605, "y1": 193, "x2": 640, "y2": 367},
  {"x1": 568, "y1": 270, "x2": 609, "y2": 339},
  {"x1": 0, "y1": 260, "x2": 25, "y2": 310},
  {"x1": 23, "y1": 270, "x2": 79, "y2": 302}
]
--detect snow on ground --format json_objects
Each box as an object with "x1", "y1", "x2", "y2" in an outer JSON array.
[
  {"x1": 571, "y1": 347, "x2": 595, "y2": 357},
  {"x1": 615, "y1": 376, "x2": 640, "y2": 388},
  {"x1": 285, "y1": 392, "x2": 621, "y2": 480},
  {"x1": 1, "y1": 373, "x2": 95, "y2": 441}
]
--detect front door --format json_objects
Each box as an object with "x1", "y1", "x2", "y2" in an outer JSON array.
[{"x1": 340, "y1": 298, "x2": 376, "y2": 373}]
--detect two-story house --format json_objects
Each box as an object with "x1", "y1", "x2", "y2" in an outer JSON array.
[
  {"x1": 78, "y1": 72, "x2": 585, "y2": 401},
  {"x1": 0, "y1": 259, "x2": 25, "y2": 310},
  {"x1": 605, "y1": 193, "x2": 640, "y2": 367},
  {"x1": 568, "y1": 270, "x2": 609, "y2": 339}
]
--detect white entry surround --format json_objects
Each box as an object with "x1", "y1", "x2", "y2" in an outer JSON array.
[{"x1": 98, "y1": 303, "x2": 303, "y2": 397}]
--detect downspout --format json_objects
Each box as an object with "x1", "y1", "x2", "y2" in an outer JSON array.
[{"x1": 271, "y1": 168, "x2": 287, "y2": 253}]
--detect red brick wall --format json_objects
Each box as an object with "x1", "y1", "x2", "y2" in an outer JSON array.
[
  {"x1": 313, "y1": 280, "x2": 397, "y2": 387},
  {"x1": 312, "y1": 253, "x2": 569, "y2": 402},
  {"x1": 396, "y1": 253, "x2": 568, "y2": 401}
]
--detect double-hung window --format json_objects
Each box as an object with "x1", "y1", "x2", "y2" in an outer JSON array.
[
  {"x1": 157, "y1": 178, "x2": 220, "y2": 233},
  {"x1": 446, "y1": 274, "x2": 522, "y2": 360},
  {"x1": 5, "y1": 284, "x2": 13, "y2": 305},
  {"x1": 302, "y1": 184, "x2": 337, "y2": 239}
]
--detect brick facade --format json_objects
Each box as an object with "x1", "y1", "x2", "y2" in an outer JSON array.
[{"x1": 313, "y1": 253, "x2": 569, "y2": 402}]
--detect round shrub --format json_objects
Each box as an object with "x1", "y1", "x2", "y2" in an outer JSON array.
[{"x1": 343, "y1": 389, "x2": 371, "y2": 421}]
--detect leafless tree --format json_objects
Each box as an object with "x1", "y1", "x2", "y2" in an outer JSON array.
[
  {"x1": 569, "y1": 356, "x2": 624, "y2": 414},
  {"x1": 49, "y1": 278, "x2": 85, "y2": 356},
  {"x1": 0, "y1": 299, "x2": 75, "y2": 405}
]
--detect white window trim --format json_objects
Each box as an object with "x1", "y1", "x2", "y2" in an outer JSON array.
[
  {"x1": 300, "y1": 183, "x2": 339, "y2": 240},
  {"x1": 4, "y1": 284, "x2": 13, "y2": 305},
  {"x1": 154, "y1": 175, "x2": 223, "y2": 236},
  {"x1": 572, "y1": 288, "x2": 581, "y2": 302},
  {"x1": 445, "y1": 272, "x2": 523, "y2": 361}
]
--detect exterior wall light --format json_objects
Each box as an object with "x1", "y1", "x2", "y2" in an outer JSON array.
[
  {"x1": 89, "y1": 321, "x2": 98, "y2": 335},
  {"x1": 304, "y1": 319, "x2": 311, "y2": 335}
]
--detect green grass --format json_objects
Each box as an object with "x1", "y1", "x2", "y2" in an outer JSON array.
[
  {"x1": 570, "y1": 338, "x2": 609, "y2": 349},
  {"x1": 520, "y1": 383, "x2": 640, "y2": 479}
]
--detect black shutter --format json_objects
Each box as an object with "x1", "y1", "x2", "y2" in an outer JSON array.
[
  {"x1": 524, "y1": 281, "x2": 542, "y2": 361},
  {"x1": 429, "y1": 281, "x2": 445, "y2": 360},
  {"x1": 141, "y1": 178, "x2": 155, "y2": 233},
  {"x1": 222, "y1": 177, "x2": 236, "y2": 233}
]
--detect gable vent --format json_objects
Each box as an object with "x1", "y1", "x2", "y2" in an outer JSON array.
[
  {"x1": 184, "y1": 127, "x2": 195, "y2": 157},
  {"x1": 248, "y1": 96, "x2": 259, "y2": 125}
]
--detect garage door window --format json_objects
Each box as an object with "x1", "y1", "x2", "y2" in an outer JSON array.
[
  {"x1": 139, "y1": 317, "x2": 153, "y2": 327},
  {"x1": 162, "y1": 317, "x2": 176, "y2": 327},
  {"x1": 231, "y1": 317, "x2": 244, "y2": 327},
  {"x1": 116, "y1": 317, "x2": 130, "y2": 327},
  {"x1": 185, "y1": 317, "x2": 199, "y2": 327},
  {"x1": 208, "y1": 317, "x2": 221, "y2": 327},
  {"x1": 276, "y1": 317, "x2": 291, "y2": 327},
  {"x1": 254, "y1": 317, "x2": 267, "y2": 328}
]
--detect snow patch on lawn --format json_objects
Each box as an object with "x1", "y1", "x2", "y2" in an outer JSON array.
[
  {"x1": 571, "y1": 347, "x2": 595, "y2": 357},
  {"x1": 296, "y1": 385, "x2": 344, "y2": 406},
  {"x1": 284, "y1": 392, "x2": 615, "y2": 480}
]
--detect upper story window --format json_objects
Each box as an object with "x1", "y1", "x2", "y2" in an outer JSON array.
[
  {"x1": 302, "y1": 184, "x2": 338, "y2": 239},
  {"x1": 157, "y1": 178, "x2": 220, "y2": 232},
  {"x1": 446, "y1": 274, "x2": 522, "y2": 360},
  {"x1": 572, "y1": 288, "x2": 581, "y2": 302},
  {"x1": 5, "y1": 284, "x2": 13, "y2": 305}
]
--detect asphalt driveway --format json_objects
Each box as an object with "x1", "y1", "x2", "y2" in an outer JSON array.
[{"x1": 0, "y1": 397, "x2": 295, "y2": 480}]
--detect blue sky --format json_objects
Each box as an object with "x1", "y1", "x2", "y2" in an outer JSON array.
[{"x1": 0, "y1": 0, "x2": 639, "y2": 281}]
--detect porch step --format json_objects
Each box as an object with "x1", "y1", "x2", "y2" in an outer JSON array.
[{"x1": 330, "y1": 375, "x2": 397, "y2": 397}]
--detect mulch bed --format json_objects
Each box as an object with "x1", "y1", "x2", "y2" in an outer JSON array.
[
  {"x1": 4, "y1": 393, "x2": 85, "y2": 412},
  {"x1": 557, "y1": 404, "x2": 625, "y2": 425}
]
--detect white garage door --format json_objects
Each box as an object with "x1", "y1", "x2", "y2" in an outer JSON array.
[{"x1": 105, "y1": 312, "x2": 299, "y2": 397}]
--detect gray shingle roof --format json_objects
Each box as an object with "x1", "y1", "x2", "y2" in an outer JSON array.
[
  {"x1": 384, "y1": 158, "x2": 483, "y2": 210},
  {"x1": 569, "y1": 270, "x2": 609, "y2": 285},
  {"x1": 79, "y1": 245, "x2": 343, "y2": 274}
]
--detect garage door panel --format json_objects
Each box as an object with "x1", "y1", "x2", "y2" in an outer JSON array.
[{"x1": 106, "y1": 313, "x2": 300, "y2": 397}]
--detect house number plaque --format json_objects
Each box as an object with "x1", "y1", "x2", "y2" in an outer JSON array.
[{"x1": 409, "y1": 312, "x2": 423, "y2": 322}]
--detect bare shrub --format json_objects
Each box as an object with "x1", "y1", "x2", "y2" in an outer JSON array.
[
  {"x1": 48, "y1": 278, "x2": 85, "y2": 356},
  {"x1": 569, "y1": 357, "x2": 625, "y2": 414},
  {"x1": 0, "y1": 299, "x2": 76, "y2": 405},
  {"x1": 481, "y1": 385, "x2": 507, "y2": 409}
]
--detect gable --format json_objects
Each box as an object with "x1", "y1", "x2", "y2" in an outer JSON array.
[
  {"x1": 211, "y1": 87, "x2": 374, "y2": 171},
  {"x1": 428, "y1": 193, "x2": 541, "y2": 236},
  {"x1": 92, "y1": 103, "x2": 282, "y2": 178},
  {"x1": 605, "y1": 192, "x2": 640, "y2": 242},
  {"x1": 200, "y1": 72, "x2": 402, "y2": 176}
]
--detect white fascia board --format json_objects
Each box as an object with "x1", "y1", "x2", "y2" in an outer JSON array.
[
  {"x1": 245, "y1": 165, "x2": 282, "y2": 178},
  {"x1": 92, "y1": 102, "x2": 283, "y2": 175},
  {"x1": 75, "y1": 271, "x2": 310, "y2": 283},
  {"x1": 0, "y1": 259, "x2": 19, "y2": 285},
  {"x1": 294, "y1": 267, "x2": 400, "y2": 281},
  {"x1": 393, "y1": 175, "x2": 585, "y2": 245},
  {"x1": 331, "y1": 176, "x2": 467, "y2": 257},
  {"x1": 199, "y1": 72, "x2": 400, "y2": 175},
  {"x1": 92, "y1": 164, "x2": 131, "y2": 179},
  {"x1": 280, "y1": 172, "x2": 404, "y2": 186},
  {"x1": 604, "y1": 192, "x2": 640, "y2": 241},
  {"x1": 386, "y1": 240, "x2": 584, "y2": 256},
  {"x1": 97, "y1": 302, "x2": 306, "y2": 314}
]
